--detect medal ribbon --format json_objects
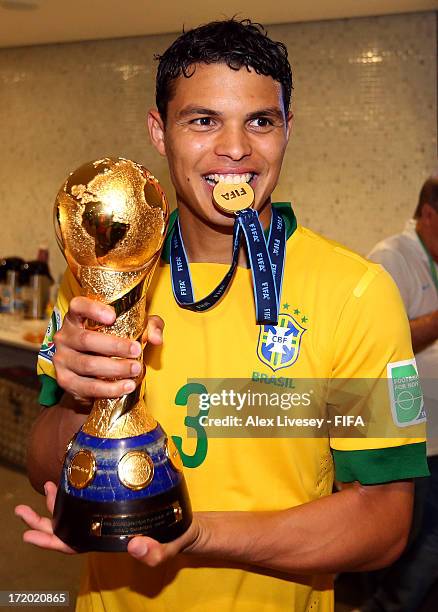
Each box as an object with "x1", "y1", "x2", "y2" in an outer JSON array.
[{"x1": 170, "y1": 206, "x2": 286, "y2": 324}]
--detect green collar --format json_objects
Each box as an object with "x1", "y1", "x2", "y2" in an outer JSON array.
[
  {"x1": 416, "y1": 231, "x2": 438, "y2": 294},
  {"x1": 161, "y1": 202, "x2": 297, "y2": 264}
]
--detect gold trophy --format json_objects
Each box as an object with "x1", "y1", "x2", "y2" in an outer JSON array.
[{"x1": 52, "y1": 157, "x2": 192, "y2": 552}]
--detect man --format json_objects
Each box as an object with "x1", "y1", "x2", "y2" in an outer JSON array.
[
  {"x1": 368, "y1": 178, "x2": 438, "y2": 379},
  {"x1": 361, "y1": 177, "x2": 438, "y2": 611},
  {"x1": 16, "y1": 19, "x2": 428, "y2": 612}
]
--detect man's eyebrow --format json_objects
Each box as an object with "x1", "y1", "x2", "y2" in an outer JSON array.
[
  {"x1": 246, "y1": 107, "x2": 285, "y2": 121},
  {"x1": 177, "y1": 106, "x2": 222, "y2": 119}
]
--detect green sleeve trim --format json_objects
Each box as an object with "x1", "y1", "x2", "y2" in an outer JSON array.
[
  {"x1": 160, "y1": 203, "x2": 297, "y2": 265},
  {"x1": 38, "y1": 374, "x2": 64, "y2": 407},
  {"x1": 333, "y1": 442, "x2": 429, "y2": 484}
]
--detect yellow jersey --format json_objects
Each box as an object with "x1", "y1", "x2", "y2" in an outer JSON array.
[{"x1": 38, "y1": 203, "x2": 428, "y2": 612}]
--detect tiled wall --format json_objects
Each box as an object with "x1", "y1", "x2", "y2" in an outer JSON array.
[{"x1": 0, "y1": 12, "x2": 436, "y2": 280}]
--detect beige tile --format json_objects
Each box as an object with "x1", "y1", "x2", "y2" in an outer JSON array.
[{"x1": 0, "y1": 13, "x2": 436, "y2": 275}]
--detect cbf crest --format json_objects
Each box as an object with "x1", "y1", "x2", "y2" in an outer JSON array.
[{"x1": 257, "y1": 312, "x2": 306, "y2": 372}]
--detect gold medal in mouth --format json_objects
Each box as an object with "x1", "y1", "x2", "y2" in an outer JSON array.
[{"x1": 212, "y1": 181, "x2": 255, "y2": 213}]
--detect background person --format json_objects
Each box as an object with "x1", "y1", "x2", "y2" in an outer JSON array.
[{"x1": 362, "y1": 176, "x2": 438, "y2": 611}]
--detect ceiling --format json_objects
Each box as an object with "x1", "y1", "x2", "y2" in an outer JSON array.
[{"x1": 0, "y1": 0, "x2": 436, "y2": 49}]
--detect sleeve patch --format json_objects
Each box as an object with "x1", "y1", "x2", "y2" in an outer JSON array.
[{"x1": 387, "y1": 359, "x2": 426, "y2": 427}]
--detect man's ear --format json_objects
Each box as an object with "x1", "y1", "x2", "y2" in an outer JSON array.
[
  {"x1": 147, "y1": 109, "x2": 166, "y2": 157},
  {"x1": 286, "y1": 111, "x2": 294, "y2": 140}
]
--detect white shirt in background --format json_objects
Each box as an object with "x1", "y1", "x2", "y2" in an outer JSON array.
[{"x1": 368, "y1": 219, "x2": 438, "y2": 455}]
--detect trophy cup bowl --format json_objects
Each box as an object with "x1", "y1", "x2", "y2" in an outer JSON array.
[{"x1": 52, "y1": 157, "x2": 192, "y2": 552}]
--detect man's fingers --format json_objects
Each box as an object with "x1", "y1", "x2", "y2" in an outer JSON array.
[
  {"x1": 127, "y1": 516, "x2": 200, "y2": 565},
  {"x1": 67, "y1": 296, "x2": 116, "y2": 327},
  {"x1": 16, "y1": 485, "x2": 76, "y2": 555},
  {"x1": 55, "y1": 346, "x2": 142, "y2": 380},
  {"x1": 15, "y1": 505, "x2": 54, "y2": 535},
  {"x1": 22, "y1": 530, "x2": 76, "y2": 554},
  {"x1": 128, "y1": 536, "x2": 169, "y2": 566},
  {"x1": 144, "y1": 315, "x2": 165, "y2": 346},
  {"x1": 55, "y1": 370, "x2": 137, "y2": 399},
  {"x1": 44, "y1": 482, "x2": 58, "y2": 515},
  {"x1": 56, "y1": 325, "x2": 141, "y2": 359},
  {"x1": 56, "y1": 296, "x2": 142, "y2": 359},
  {"x1": 127, "y1": 531, "x2": 187, "y2": 566}
]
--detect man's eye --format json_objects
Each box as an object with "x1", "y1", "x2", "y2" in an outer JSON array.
[
  {"x1": 249, "y1": 117, "x2": 274, "y2": 129},
  {"x1": 191, "y1": 117, "x2": 213, "y2": 127}
]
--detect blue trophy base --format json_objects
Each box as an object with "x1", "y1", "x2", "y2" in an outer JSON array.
[{"x1": 53, "y1": 427, "x2": 192, "y2": 552}]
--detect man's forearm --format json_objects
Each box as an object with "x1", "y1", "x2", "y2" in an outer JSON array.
[
  {"x1": 189, "y1": 480, "x2": 413, "y2": 575},
  {"x1": 27, "y1": 394, "x2": 88, "y2": 494},
  {"x1": 410, "y1": 311, "x2": 438, "y2": 353}
]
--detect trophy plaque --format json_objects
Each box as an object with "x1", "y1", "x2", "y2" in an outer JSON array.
[{"x1": 52, "y1": 157, "x2": 192, "y2": 552}]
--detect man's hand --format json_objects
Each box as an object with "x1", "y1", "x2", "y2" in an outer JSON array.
[
  {"x1": 409, "y1": 310, "x2": 438, "y2": 353},
  {"x1": 52, "y1": 296, "x2": 164, "y2": 401},
  {"x1": 16, "y1": 479, "x2": 413, "y2": 574},
  {"x1": 26, "y1": 297, "x2": 165, "y2": 493},
  {"x1": 15, "y1": 482, "x2": 203, "y2": 564},
  {"x1": 15, "y1": 482, "x2": 76, "y2": 554}
]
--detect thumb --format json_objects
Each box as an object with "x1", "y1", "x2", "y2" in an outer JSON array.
[{"x1": 143, "y1": 315, "x2": 164, "y2": 345}]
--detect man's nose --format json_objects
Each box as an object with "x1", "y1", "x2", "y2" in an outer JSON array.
[{"x1": 214, "y1": 124, "x2": 252, "y2": 160}]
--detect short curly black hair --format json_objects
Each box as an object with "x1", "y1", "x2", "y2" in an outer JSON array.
[
  {"x1": 155, "y1": 18, "x2": 293, "y2": 121},
  {"x1": 414, "y1": 176, "x2": 438, "y2": 218}
]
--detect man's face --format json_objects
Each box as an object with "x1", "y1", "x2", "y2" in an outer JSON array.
[
  {"x1": 429, "y1": 208, "x2": 438, "y2": 263},
  {"x1": 420, "y1": 204, "x2": 438, "y2": 263},
  {"x1": 148, "y1": 63, "x2": 292, "y2": 228}
]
